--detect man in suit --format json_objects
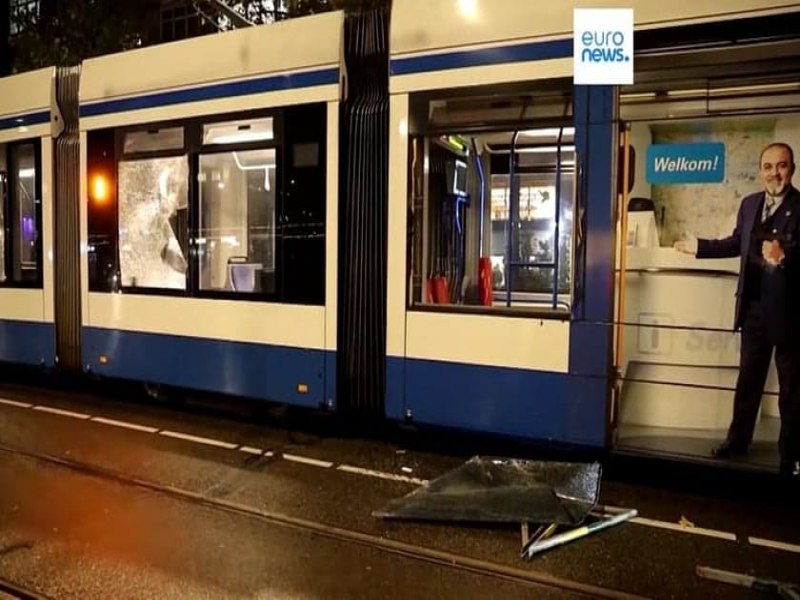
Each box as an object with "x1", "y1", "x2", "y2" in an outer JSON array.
[{"x1": 675, "y1": 142, "x2": 800, "y2": 478}]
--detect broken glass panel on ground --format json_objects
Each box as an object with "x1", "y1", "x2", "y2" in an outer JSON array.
[
  {"x1": 373, "y1": 456, "x2": 602, "y2": 525},
  {"x1": 373, "y1": 456, "x2": 637, "y2": 559}
]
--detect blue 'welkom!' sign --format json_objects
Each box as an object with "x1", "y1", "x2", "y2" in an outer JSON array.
[{"x1": 645, "y1": 143, "x2": 725, "y2": 184}]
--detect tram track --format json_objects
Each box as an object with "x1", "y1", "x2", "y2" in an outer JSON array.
[
  {"x1": 0, "y1": 443, "x2": 648, "y2": 600},
  {"x1": 0, "y1": 576, "x2": 51, "y2": 600}
]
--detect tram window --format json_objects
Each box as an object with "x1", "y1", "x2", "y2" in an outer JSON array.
[
  {"x1": 123, "y1": 128, "x2": 184, "y2": 154},
  {"x1": 12, "y1": 143, "x2": 38, "y2": 283},
  {"x1": 88, "y1": 128, "x2": 119, "y2": 292},
  {"x1": 197, "y1": 149, "x2": 276, "y2": 294},
  {"x1": 280, "y1": 102, "x2": 326, "y2": 305},
  {"x1": 409, "y1": 129, "x2": 574, "y2": 312},
  {"x1": 117, "y1": 156, "x2": 189, "y2": 290},
  {"x1": 0, "y1": 141, "x2": 41, "y2": 287}
]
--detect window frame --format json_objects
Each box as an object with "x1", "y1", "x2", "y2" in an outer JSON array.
[
  {"x1": 96, "y1": 106, "x2": 316, "y2": 304},
  {"x1": 192, "y1": 109, "x2": 282, "y2": 302},
  {"x1": 406, "y1": 119, "x2": 575, "y2": 320},
  {"x1": 1, "y1": 138, "x2": 43, "y2": 289},
  {"x1": 193, "y1": 144, "x2": 281, "y2": 302},
  {"x1": 114, "y1": 121, "x2": 192, "y2": 296}
]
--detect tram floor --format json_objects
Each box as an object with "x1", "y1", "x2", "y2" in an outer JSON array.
[{"x1": 617, "y1": 416, "x2": 781, "y2": 472}]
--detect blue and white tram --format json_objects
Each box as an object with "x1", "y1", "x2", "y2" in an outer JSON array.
[{"x1": 0, "y1": 0, "x2": 798, "y2": 461}]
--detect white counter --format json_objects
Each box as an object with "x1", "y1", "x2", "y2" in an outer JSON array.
[{"x1": 618, "y1": 247, "x2": 779, "y2": 429}]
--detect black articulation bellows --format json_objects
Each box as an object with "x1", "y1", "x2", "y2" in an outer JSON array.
[
  {"x1": 337, "y1": 8, "x2": 390, "y2": 417},
  {"x1": 54, "y1": 65, "x2": 82, "y2": 372}
]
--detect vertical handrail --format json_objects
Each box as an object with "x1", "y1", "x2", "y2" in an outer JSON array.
[
  {"x1": 614, "y1": 126, "x2": 631, "y2": 371},
  {"x1": 506, "y1": 130, "x2": 520, "y2": 307},
  {"x1": 471, "y1": 137, "x2": 485, "y2": 257},
  {"x1": 552, "y1": 127, "x2": 563, "y2": 309}
]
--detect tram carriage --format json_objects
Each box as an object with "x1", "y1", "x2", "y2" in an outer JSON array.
[{"x1": 0, "y1": 0, "x2": 798, "y2": 458}]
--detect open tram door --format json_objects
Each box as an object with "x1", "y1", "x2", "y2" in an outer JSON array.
[{"x1": 610, "y1": 17, "x2": 800, "y2": 474}]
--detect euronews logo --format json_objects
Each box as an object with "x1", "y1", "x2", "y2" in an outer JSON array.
[
  {"x1": 580, "y1": 31, "x2": 630, "y2": 63},
  {"x1": 574, "y1": 8, "x2": 633, "y2": 85}
]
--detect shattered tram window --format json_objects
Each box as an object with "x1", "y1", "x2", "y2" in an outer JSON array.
[{"x1": 118, "y1": 156, "x2": 189, "y2": 290}]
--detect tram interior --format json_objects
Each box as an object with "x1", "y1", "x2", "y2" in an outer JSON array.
[{"x1": 613, "y1": 43, "x2": 800, "y2": 470}]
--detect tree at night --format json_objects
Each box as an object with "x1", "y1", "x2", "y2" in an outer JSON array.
[{"x1": 8, "y1": 0, "x2": 390, "y2": 73}]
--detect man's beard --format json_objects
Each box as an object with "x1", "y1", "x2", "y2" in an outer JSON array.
[{"x1": 765, "y1": 180, "x2": 788, "y2": 197}]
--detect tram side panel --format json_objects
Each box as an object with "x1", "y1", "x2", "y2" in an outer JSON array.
[
  {"x1": 384, "y1": 0, "x2": 620, "y2": 447},
  {"x1": 77, "y1": 13, "x2": 343, "y2": 408},
  {"x1": 0, "y1": 68, "x2": 57, "y2": 369},
  {"x1": 384, "y1": 0, "x2": 796, "y2": 447},
  {"x1": 386, "y1": 85, "x2": 611, "y2": 446}
]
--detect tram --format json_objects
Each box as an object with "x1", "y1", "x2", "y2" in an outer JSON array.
[{"x1": 1, "y1": 0, "x2": 798, "y2": 462}]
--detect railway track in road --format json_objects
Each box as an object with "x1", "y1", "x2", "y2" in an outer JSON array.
[
  {"x1": 0, "y1": 443, "x2": 648, "y2": 600},
  {"x1": 0, "y1": 576, "x2": 51, "y2": 600}
]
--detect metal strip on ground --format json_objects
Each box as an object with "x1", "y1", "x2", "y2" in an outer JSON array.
[{"x1": 748, "y1": 537, "x2": 800, "y2": 554}]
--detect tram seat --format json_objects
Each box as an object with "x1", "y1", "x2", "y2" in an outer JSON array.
[{"x1": 227, "y1": 256, "x2": 262, "y2": 292}]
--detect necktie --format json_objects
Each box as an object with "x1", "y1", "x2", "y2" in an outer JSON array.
[{"x1": 764, "y1": 197, "x2": 775, "y2": 221}]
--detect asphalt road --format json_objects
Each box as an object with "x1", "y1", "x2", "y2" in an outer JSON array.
[{"x1": 0, "y1": 381, "x2": 798, "y2": 599}]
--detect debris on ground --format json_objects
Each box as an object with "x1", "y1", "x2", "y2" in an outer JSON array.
[
  {"x1": 373, "y1": 456, "x2": 637, "y2": 559},
  {"x1": 696, "y1": 565, "x2": 800, "y2": 600}
]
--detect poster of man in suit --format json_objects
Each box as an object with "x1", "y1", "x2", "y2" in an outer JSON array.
[{"x1": 675, "y1": 142, "x2": 800, "y2": 478}]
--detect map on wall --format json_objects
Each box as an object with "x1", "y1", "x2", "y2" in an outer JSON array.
[{"x1": 649, "y1": 115, "x2": 800, "y2": 244}]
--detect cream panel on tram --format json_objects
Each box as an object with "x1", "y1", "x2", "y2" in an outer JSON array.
[
  {"x1": 386, "y1": 94, "x2": 409, "y2": 359},
  {"x1": 0, "y1": 289, "x2": 46, "y2": 322},
  {"x1": 389, "y1": 1, "x2": 799, "y2": 93},
  {"x1": 80, "y1": 12, "x2": 343, "y2": 106},
  {"x1": 390, "y1": 0, "x2": 800, "y2": 58},
  {"x1": 87, "y1": 294, "x2": 326, "y2": 351},
  {"x1": 79, "y1": 12, "x2": 343, "y2": 130},
  {"x1": 406, "y1": 312, "x2": 570, "y2": 373},
  {"x1": 0, "y1": 68, "x2": 53, "y2": 144}
]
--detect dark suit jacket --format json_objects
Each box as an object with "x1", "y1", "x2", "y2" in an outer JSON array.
[{"x1": 697, "y1": 186, "x2": 800, "y2": 344}]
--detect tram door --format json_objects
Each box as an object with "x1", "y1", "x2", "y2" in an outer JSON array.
[{"x1": 611, "y1": 47, "x2": 800, "y2": 468}]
